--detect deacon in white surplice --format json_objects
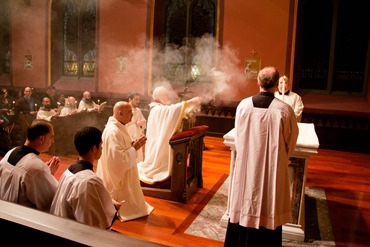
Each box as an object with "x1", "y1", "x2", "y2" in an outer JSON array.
[
  {"x1": 225, "y1": 67, "x2": 299, "y2": 247},
  {"x1": 137, "y1": 85, "x2": 202, "y2": 184},
  {"x1": 96, "y1": 101, "x2": 153, "y2": 222}
]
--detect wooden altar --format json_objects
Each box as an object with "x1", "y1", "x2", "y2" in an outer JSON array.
[{"x1": 221, "y1": 123, "x2": 319, "y2": 241}]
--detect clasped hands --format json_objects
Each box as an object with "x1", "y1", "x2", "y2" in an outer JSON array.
[
  {"x1": 132, "y1": 135, "x2": 147, "y2": 150},
  {"x1": 46, "y1": 156, "x2": 60, "y2": 175}
]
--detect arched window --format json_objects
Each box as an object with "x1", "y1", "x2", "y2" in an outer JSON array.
[
  {"x1": 51, "y1": 0, "x2": 96, "y2": 81},
  {"x1": 0, "y1": 0, "x2": 10, "y2": 75},
  {"x1": 152, "y1": 0, "x2": 218, "y2": 86}
]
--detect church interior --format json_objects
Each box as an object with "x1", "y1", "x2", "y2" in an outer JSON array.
[{"x1": 0, "y1": 0, "x2": 370, "y2": 246}]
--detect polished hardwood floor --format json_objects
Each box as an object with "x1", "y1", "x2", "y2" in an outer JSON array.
[{"x1": 40, "y1": 136, "x2": 370, "y2": 247}]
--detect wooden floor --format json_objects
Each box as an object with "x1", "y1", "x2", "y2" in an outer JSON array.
[{"x1": 40, "y1": 136, "x2": 370, "y2": 247}]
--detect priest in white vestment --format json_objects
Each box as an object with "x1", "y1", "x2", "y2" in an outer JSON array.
[
  {"x1": 96, "y1": 101, "x2": 153, "y2": 222},
  {"x1": 137, "y1": 85, "x2": 202, "y2": 184}
]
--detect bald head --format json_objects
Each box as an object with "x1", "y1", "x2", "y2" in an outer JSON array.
[
  {"x1": 257, "y1": 66, "x2": 279, "y2": 90},
  {"x1": 113, "y1": 101, "x2": 133, "y2": 124},
  {"x1": 67, "y1": 96, "x2": 77, "y2": 107},
  {"x1": 24, "y1": 87, "x2": 32, "y2": 97},
  {"x1": 83, "y1": 91, "x2": 91, "y2": 98},
  {"x1": 152, "y1": 86, "x2": 178, "y2": 105}
]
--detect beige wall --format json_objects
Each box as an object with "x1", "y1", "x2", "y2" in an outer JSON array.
[
  {"x1": 98, "y1": 0, "x2": 148, "y2": 96},
  {"x1": 219, "y1": 0, "x2": 291, "y2": 102},
  {"x1": 4, "y1": 0, "x2": 293, "y2": 104},
  {"x1": 10, "y1": 0, "x2": 48, "y2": 89}
]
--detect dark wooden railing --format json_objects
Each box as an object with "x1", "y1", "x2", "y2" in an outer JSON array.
[
  {"x1": 0, "y1": 199, "x2": 162, "y2": 246},
  {"x1": 195, "y1": 104, "x2": 370, "y2": 154},
  {"x1": 301, "y1": 108, "x2": 370, "y2": 154}
]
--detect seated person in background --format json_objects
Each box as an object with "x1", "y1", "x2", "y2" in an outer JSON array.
[
  {"x1": 42, "y1": 86, "x2": 59, "y2": 110},
  {"x1": 1, "y1": 88, "x2": 15, "y2": 113},
  {"x1": 57, "y1": 93, "x2": 66, "y2": 107},
  {"x1": 274, "y1": 75, "x2": 304, "y2": 122},
  {"x1": 0, "y1": 119, "x2": 60, "y2": 211},
  {"x1": 78, "y1": 91, "x2": 100, "y2": 112},
  {"x1": 126, "y1": 91, "x2": 147, "y2": 162},
  {"x1": 0, "y1": 112, "x2": 11, "y2": 156},
  {"x1": 15, "y1": 86, "x2": 38, "y2": 116},
  {"x1": 0, "y1": 111, "x2": 10, "y2": 129},
  {"x1": 50, "y1": 126, "x2": 120, "y2": 229},
  {"x1": 137, "y1": 84, "x2": 202, "y2": 184},
  {"x1": 59, "y1": 96, "x2": 79, "y2": 116},
  {"x1": 36, "y1": 97, "x2": 59, "y2": 121}
]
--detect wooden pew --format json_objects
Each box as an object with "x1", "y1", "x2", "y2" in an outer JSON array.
[
  {"x1": 0, "y1": 199, "x2": 162, "y2": 246},
  {"x1": 49, "y1": 110, "x2": 110, "y2": 155}
]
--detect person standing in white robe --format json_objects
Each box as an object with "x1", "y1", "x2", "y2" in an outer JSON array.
[
  {"x1": 96, "y1": 101, "x2": 153, "y2": 222},
  {"x1": 137, "y1": 85, "x2": 202, "y2": 184},
  {"x1": 0, "y1": 119, "x2": 60, "y2": 211},
  {"x1": 126, "y1": 91, "x2": 147, "y2": 163},
  {"x1": 274, "y1": 75, "x2": 304, "y2": 122},
  {"x1": 50, "y1": 126, "x2": 119, "y2": 229},
  {"x1": 225, "y1": 67, "x2": 299, "y2": 247}
]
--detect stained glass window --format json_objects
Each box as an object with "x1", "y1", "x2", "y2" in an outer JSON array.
[
  {"x1": 154, "y1": 0, "x2": 217, "y2": 85},
  {"x1": 63, "y1": 0, "x2": 96, "y2": 78}
]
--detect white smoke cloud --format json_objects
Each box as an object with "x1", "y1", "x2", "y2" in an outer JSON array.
[{"x1": 149, "y1": 34, "x2": 245, "y2": 104}]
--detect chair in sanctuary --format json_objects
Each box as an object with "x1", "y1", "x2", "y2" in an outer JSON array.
[{"x1": 140, "y1": 125, "x2": 208, "y2": 203}]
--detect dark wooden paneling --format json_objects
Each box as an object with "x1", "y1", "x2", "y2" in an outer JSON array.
[
  {"x1": 196, "y1": 104, "x2": 370, "y2": 154},
  {"x1": 302, "y1": 109, "x2": 370, "y2": 154}
]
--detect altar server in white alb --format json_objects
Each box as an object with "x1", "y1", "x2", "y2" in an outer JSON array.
[
  {"x1": 274, "y1": 75, "x2": 304, "y2": 122},
  {"x1": 50, "y1": 126, "x2": 119, "y2": 229},
  {"x1": 96, "y1": 101, "x2": 153, "y2": 222},
  {"x1": 137, "y1": 85, "x2": 202, "y2": 184},
  {"x1": 0, "y1": 119, "x2": 60, "y2": 211},
  {"x1": 225, "y1": 67, "x2": 299, "y2": 247}
]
